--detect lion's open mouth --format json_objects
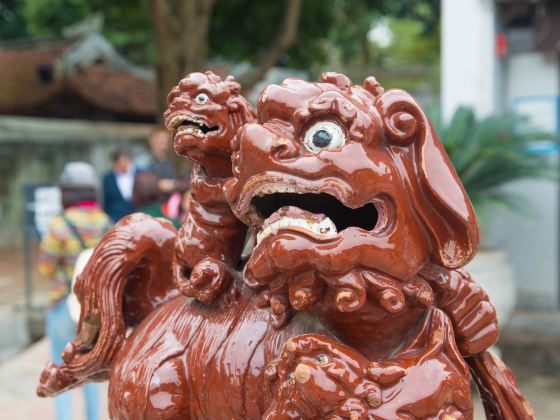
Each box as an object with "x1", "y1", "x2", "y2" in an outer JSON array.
[
  {"x1": 251, "y1": 191, "x2": 379, "y2": 245},
  {"x1": 166, "y1": 113, "x2": 220, "y2": 137}
]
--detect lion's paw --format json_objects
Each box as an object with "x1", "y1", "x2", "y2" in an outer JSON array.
[{"x1": 264, "y1": 334, "x2": 383, "y2": 419}]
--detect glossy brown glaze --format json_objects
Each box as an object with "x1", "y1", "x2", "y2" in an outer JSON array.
[
  {"x1": 225, "y1": 73, "x2": 493, "y2": 348},
  {"x1": 225, "y1": 73, "x2": 531, "y2": 418},
  {"x1": 468, "y1": 351, "x2": 535, "y2": 420},
  {"x1": 164, "y1": 71, "x2": 256, "y2": 178},
  {"x1": 165, "y1": 71, "x2": 255, "y2": 303},
  {"x1": 107, "y1": 287, "x2": 472, "y2": 419},
  {"x1": 38, "y1": 72, "x2": 533, "y2": 419},
  {"x1": 108, "y1": 287, "x2": 325, "y2": 419},
  {"x1": 264, "y1": 308, "x2": 472, "y2": 419},
  {"x1": 226, "y1": 73, "x2": 478, "y2": 277},
  {"x1": 420, "y1": 264, "x2": 499, "y2": 355}
]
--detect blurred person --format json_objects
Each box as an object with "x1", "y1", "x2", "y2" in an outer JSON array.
[
  {"x1": 178, "y1": 189, "x2": 192, "y2": 225},
  {"x1": 102, "y1": 149, "x2": 136, "y2": 222},
  {"x1": 38, "y1": 162, "x2": 111, "y2": 420},
  {"x1": 132, "y1": 171, "x2": 180, "y2": 228},
  {"x1": 135, "y1": 128, "x2": 184, "y2": 196}
]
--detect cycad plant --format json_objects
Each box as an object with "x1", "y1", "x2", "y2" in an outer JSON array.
[{"x1": 431, "y1": 106, "x2": 558, "y2": 228}]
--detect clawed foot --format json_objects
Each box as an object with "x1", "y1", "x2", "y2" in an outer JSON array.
[
  {"x1": 177, "y1": 257, "x2": 235, "y2": 305},
  {"x1": 421, "y1": 266, "x2": 499, "y2": 355},
  {"x1": 37, "y1": 361, "x2": 77, "y2": 397}
]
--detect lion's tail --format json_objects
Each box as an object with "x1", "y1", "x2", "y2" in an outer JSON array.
[
  {"x1": 37, "y1": 213, "x2": 178, "y2": 397},
  {"x1": 467, "y1": 350, "x2": 535, "y2": 420}
]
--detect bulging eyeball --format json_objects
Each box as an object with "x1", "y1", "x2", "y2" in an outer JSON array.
[
  {"x1": 304, "y1": 121, "x2": 346, "y2": 153},
  {"x1": 195, "y1": 92, "x2": 210, "y2": 105},
  {"x1": 315, "y1": 354, "x2": 329, "y2": 366}
]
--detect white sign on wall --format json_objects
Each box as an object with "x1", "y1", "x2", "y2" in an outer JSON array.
[
  {"x1": 25, "y1": 185, "x2": 62, "y2": 239},
  {"x1": 512, "y1": 96, "x2": 558, "y2": 134}
]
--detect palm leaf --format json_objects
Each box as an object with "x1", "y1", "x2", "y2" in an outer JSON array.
[{"x1": 431, "y1": 106, "x2": 559, "y2": 225}]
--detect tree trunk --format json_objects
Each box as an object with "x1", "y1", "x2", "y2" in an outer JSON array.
[
  {"x1": 149, "y1": 0, "x2": 302, "y2": 119},
  {"x1": 149, "y1": 0, "x2": 216, "y2": 120},
  {"x1": 238, "y1": 0, "x2": 303, "y2": 92}
]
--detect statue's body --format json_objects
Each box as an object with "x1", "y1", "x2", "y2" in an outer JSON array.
[{"x1": 38, "y1": 72, "x2": 534, "y2": 419}]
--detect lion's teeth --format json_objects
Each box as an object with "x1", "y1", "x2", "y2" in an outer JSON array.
[
  {"x1": 254, "y1": 184, "x2": 303, "y2": 197},
  {"x1": 176, "y1": 126, "x2": 204, "y2": 137},
  {"x1": 256, "y1": 216, "x2": 337, "y2": 245},
  {"x1": 168, "y1": 114, "x2": 204, "y2": 129}
]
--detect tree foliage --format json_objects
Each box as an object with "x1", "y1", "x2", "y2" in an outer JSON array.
[
  {"x1": 0, "y1": 0, "x2": 28, "y2": 39},
  {"x1": 2, "y1": 0, "x2": 441, "y2": 112},
  {"x1": 432, "y1": 106, "x2": 558, "y2": 225},
  {"x1": 23, "y1": 0, "x2": 92, "y2": 37},
  {"x1": 4, "y1": 0, "x2": 439, "y2": 69}
]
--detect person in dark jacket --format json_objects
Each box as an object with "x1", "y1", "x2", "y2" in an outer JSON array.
[
  {"x1": 135, "y1": 128, "x2": 190, "y2": 196},
  {"x1": 102, "y1": 149, "x2": 136, "y2": 222}
]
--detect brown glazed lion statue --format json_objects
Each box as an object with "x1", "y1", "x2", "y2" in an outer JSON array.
[{"x1": 38, "y1": 72, "x2": 533, "y2": 420}]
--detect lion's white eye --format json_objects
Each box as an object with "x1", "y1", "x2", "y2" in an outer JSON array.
[
  {"x1": 315, "y1": 354, "x2": 329, "y2": 366},
  {"x1": 303, "y1": 121, "x2": 346, "y2": 153},
  {"x1": 195, "y1": 93, "x2": 210, "y2": 105}
]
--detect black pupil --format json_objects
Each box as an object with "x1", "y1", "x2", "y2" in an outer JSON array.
[{"x1": 312, "y1": 129, "x2": 332, "y2": 148}]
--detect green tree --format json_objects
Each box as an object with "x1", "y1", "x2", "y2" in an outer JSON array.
[
  {"x1": 0, "y1": 0, "x2": 28, "y2": 39},
  {"x1": 23, "y1": 0, "x2": 92, "y2": 37}
]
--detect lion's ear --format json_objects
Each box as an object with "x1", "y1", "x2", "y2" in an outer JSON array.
[{"x1": 376, "y1": 89, "x2": 479, "y2": 268}]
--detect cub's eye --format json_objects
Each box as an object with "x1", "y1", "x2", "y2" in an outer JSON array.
[
  {"x1": 195, "y1": 93, "x2": 210, "y2": 105},
  {"x1": 315, "y1": 354, "x2": 329, "y2": 366},
  {"x1": 303, "y1": 121, "x2": 346, "y2": 153}
]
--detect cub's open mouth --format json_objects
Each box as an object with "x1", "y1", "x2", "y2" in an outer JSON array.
[
  {"x1": 251, "y1": 192, "x2": 379, "y2": 244},
  {"x1": 166, "y1": 113, "x2": 220, "y2": 137}
]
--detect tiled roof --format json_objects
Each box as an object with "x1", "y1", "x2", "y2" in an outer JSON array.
[
  {"x1": 0, "y1": 41, "x2": 68, "y2": 112},
  {"x1": 0, "y1": 38, "x2": 156, "y2": 118},
  {"x1": 68, "y1": 65, "x2": 156, "y2": 117}
]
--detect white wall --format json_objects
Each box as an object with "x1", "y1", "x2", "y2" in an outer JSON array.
[
  {"x1": 499, "y1": 51, "x2": 559, "y2": 309},
  {"x1": 507, "y1": 52, "x2": 559, "y2": 101},
  {"x1": 497, "y1": 178, "x2": 559, "y2": 309},
  {"x1": 441, "y1": 0, "x2": 497, "y2": 120}
]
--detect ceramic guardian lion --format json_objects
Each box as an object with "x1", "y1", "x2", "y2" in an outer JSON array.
[{"x1": 38, "y1": 72, "x2": 534, "y2": 420}]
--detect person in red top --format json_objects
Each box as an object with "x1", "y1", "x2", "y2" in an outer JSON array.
[{"x1": 39, "y1": 162, "x2": 110, "y2": 420}]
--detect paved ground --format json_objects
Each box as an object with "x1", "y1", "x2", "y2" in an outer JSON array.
[
  {"x1": 0, "y1": 251, "x2": 109, "y2": 419},
  {"x1": 0, "y1": 339, "x2": 109, "y2": 420}
]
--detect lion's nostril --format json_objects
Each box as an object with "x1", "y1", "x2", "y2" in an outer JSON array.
[
  {"x1": 166, "y1": 86, "x2": 181, "y2": 105},
  {"x1": 174, "y1": 96, "x2": 192, "y2": 107},
  {"x1": 293, "y1": 363, "x2": 311, "y2": 384},
  {"x1": 271, "y1": 137, "x2": 299, "y2": 159}
]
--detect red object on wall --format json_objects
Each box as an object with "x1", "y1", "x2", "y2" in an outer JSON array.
[{"x1": 496, "y1": 33, "x2": 508, "y2": 57}]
